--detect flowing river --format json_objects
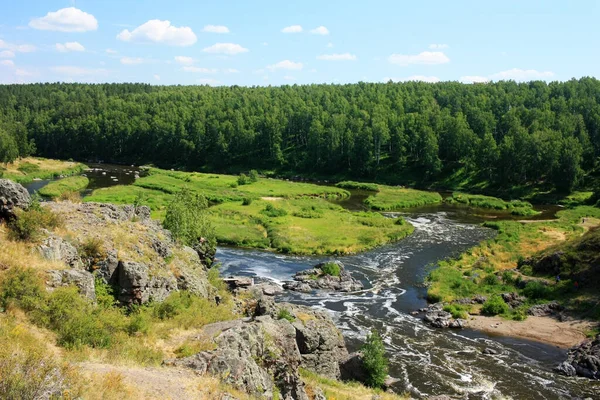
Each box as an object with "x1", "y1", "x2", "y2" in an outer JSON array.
[
  {"x1": 23, "y1": 168, "x2": 599, "y2": 399},
  {"x1": 217, "y1": 209, "x2": 600, "y2": 399}
]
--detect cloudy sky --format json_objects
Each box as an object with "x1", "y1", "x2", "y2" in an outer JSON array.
[{"x1": 1, "y1": 0, "x2": 598, "y2": 86}]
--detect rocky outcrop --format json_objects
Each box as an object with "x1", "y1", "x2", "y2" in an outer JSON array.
[
  {"x1": 40, "y1": 202, "x2": 216, "y2": 305},
  {"x1": 283, "y1": 261, "x2": 363, "y2": 293},
  {"x1": 0, "y1": 179, "x2": 31, "y2": 218},
  {"x1": 527, "y1": 301, "x2": 564, "y2": 317},
  {"x1": 555, "y1": 334, "x2": 600, "y2": 379},
  {"x1": 422, "y1": 303, "x2": 465, "y2": 329},
  {"x1": 168, "y1": 303, "x2": 352, "y2": 399},
  {"x1": 501, "y1": 292, "x2": 526, "y2": 308},
  {"x1": 47, "y1": 269, "x2": 96, "y2": 301}
]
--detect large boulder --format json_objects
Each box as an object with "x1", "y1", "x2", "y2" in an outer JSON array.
[
  {"x1": 38, "y1": 235, "x2": 82, "y2": 268},
  {"x1": 0, "y1": 179, "x2": 31, "y2": 218},
  {"x1": 117, "y1": 261, "x2": 177, "y2": 305},
  {"x1": 555, "y1": 334, "x2": 600, "y2": 380},
  {"x1": 283, "y1": 261, "x2": 363, "y2": 293}
]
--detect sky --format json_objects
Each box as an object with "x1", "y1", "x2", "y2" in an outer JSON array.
[{"x1": 1, "y1": 0, "x2": 599, "y2": 86}]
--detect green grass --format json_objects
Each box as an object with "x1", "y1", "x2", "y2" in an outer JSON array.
[
  {"x1": 445, "y1": 192, "x2": 540, "y2": 216},
  {"x1": 364, "y1": 186, "x2": 442, "y2": 210},
  {"x1": 38, "y1": 176, "x2": 89, "y2": 198},
  {"x1": 559, "y1": 191, "x2": 594, "y2": 207},
  {"x1": 2, "y1": 157, "x2": 87, "y2": 184},
  {"x1": 209, "y1": 198, "x2": 414, "y2": 255},
  {"x1": 426, "y1": 206, "x2": 600, "y2": 320},
  {"x1": 336, "y1": 181, "x2": 380, "y2": 192},
  {"x1": 84, "y1": 186, "x2": 172, "y2": 219}
]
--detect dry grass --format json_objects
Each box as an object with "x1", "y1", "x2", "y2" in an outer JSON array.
[
  {"x1": 301, "y1": 369, "x2": 406, "y2": 400},
  {"x1": 0, "y1": 223, "x2": 66, "y2": 272},
  {"x1": 3, "y1": 157, "x2": 80, "y2": 176}
]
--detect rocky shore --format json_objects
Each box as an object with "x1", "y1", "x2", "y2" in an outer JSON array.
[
  {"x1": 283, "y1": 260, "x2": 364, "y2": 293},
  {"x1": 555, "y1": 334, "x2": 600, "y2": 379}
]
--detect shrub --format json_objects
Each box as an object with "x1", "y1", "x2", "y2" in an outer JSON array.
[
  {"x1": 481, "y1": 295, "x2": 509, "y2": 316},
  {"x1": 482, "y1": 274, "x2": 499, "y2": 286},
  {"x1": 248, "y1": 169, "x2": 259, "y2": 183},
  {"x1": 80, "y1": 237, "x2": 106, "y2": 267},
  {"x1": 443, "y1": 304, "x2": 469, "y2": 319},
  {"x1": 523, "y1": 281, "x2": 551, "y2": 299},
  {"x1": 261, "y1": 203, "x2": 288, "y2": 218},
  {"x1": 237, "y1": 173, "x2": 250, "y2": 185},
  {"x1": 320, "y1": 262, "x2": 341, "y2": 277},
  {"x1": 277, "y1": 308, "x2": 295, "y2": 322},
  {"x1": 361, "y1": 329, "x2": 388, "y2": 388},
  {"x1": 242, "y1": 197, "x2": 253, "y2": 206},
  {"x1": 0, "y1": 267, "x2": 46, "y2": 312},
  {"x1": 7, "y1": 207, "x2": 62, "y2": 241},
  {"x1": 163, "y1": 188, "x2": 215, "y2": 247},
  {"x1": 16, "y1": 162, "x2": 40, "y2": 174}
]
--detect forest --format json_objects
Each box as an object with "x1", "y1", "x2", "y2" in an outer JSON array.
[{"x1": 1, "y1": 78, "x2": 600, "y2": 194}]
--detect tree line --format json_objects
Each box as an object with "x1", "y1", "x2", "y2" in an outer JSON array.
[{"x1": 1, "y1": 78, "x2": 600, "y2": 193}]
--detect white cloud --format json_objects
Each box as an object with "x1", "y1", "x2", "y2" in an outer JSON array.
[
  {"x1": 197, "y1": 78, "x2": 220, "y2": 85},
  {"x1": 388, "y1": 51, "x2": 450, "y2": 66},
  {"x1": 0, "y1": 50, "x2": 15, "y2": 58},
  {"x1": 203, "y1": 25, "x2": 229, "y2": 33},
  {"x1": 429, "y1": 44, "x2": 449, "y2": 49},
  {"x1": 224, "y1": 68, "x2": 240, "y2": 73},
  {"x1": 29, "y1": 7, "x2": 98, "y2": 32},
  {"x1": 153, "y1": 74, "x2": 160, "y2": 81},
  {"x1": 105, "y1": 48, "x2": 117, "y2": 54},
  {"x1": 489, "y1": 68, "x2": 554, "y2": 81},
  {"x1": 310, "y1": 26, "x2": 329, "y2": 35},
  {"x1": 15, "y1": 68, "x2": 34, "y2": 77},
  {"x1": 385, "y1": 75, "x2": 440, "y2": 83},
  {"x1": 327, "y1": 42, "x2": 333, "y2": 48},
  {"x1": 317, "y1": 53, "x2": 356, "y2": 61},
  {"x1": 283, "y1": 76, "x2": 296, "y2": 81},
  {"x1": 0, "y1": 60, "x2": 15, "y2": 67},
  {"x1": 267, "y1": 60, "x2": 303, "y2": 71},
  {"x1": 0, "y1": 39, "x2": 36, "y2": 53},
  {"x1": 460, "y1": 75, "x2": 489, "y2": 84},
  {"x1": 282, "y1": 25, "x2": 303, "y2": 33},
  {"x1": 203, "y1": 43, "x2": 248, "y2": 55},
  {"x1": 56, "y1": 42, "x2": 85, "y2": 52},
  {"x1": 262, "y1": 42, "x2": 268, "y2": 46},
  {"x1": 117, "y1": 20, "x2": 197, "y2": 46},
  {"x1": 183, "y1": 66, "x2": 218, "y2": 73},
  {"x1": 120, "y1": 57, "x2": 144, "y2": 65},
  {"x1": 175, "y1": 56, "x2": 194, "y2": 65},
  {"x1": 51, "y1": 66, "x2": 107, "y2": 76}
]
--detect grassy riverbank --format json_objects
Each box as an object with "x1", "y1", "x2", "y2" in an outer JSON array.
[
  {"x1": 427, "y1": 206, "x2": 600, "y2": 322},
  {"x1": 444, "y1": 192, "x2": 539, "y2": 216},
  {"x1": 38, "y1": 176, "x2": 89, "y2": 199},
  {"x1": 0, "y1": 157, "x2": 87, "y2": 184},
  {"x1": 364, "y1": 186, "x2": 442, "y2": 210}
]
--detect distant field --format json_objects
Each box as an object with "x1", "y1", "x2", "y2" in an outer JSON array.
[
  {"x1": 1, "y1": 157, "x2": 86, "y2": 184},
  {"x1": 445, "y1": 192, "x2": 540, "y2": 216},
  {"x1": 365, "y1": 186, "x2": 442, "y2": 210}
]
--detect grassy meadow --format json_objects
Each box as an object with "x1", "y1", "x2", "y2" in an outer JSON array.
[
  {"x1": 444, "y1": 192, "x2": 540, "y2": 216},
  {"x1": 38, "y1": 176, "x2": 89, "y2": 199},
  {"x1": 0, "y1": 157, "x2": 87, "y2": 184},
  {"x1": 364, "y1": 186, "x2": 443, "y2": 210}
]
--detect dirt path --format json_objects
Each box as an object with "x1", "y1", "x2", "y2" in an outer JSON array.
[{"x1": 466, "y1": 315, "x2": 593, "y2": 348}]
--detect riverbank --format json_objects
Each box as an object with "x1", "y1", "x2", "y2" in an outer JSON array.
[
  {"x1": 466, "y1": 315, "x2": 593, "y2": 348},
  {"x1": 1, "y1": 157, "x2": 86, "y2": 184}
]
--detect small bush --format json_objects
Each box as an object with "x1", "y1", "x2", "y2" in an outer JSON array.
[
  {"x1": 481, "y1": 274, "x2": 499, "y2": 286},
  {"x1": 7, "y1": 207, "x2": 62, "y2": 241},
  {"x1": 248, "y1": 169, "x2": 259, "y2": 183},
  {"x1": 277, "y1": 308, "x2": 295, "y2": 322},
  {"x1": 80, "y1": 237, "x2": 106, "y2": 267},
  {"x1": 361, "y1": 329, "x2": 388, "y2": 389},
  {"x1": 261, "y1": 203, "x2": 288, "y2": 218},
  {"x1": 17, "y1": 162, "x2": 40, "y2": 174},
  {"x1": 237, "y1": 173, "x2": 250, "y2": 185},
  {"x1": 443, "y1": 304, "x2": 469, "y2": 319},
  {"x1": 522, "y1": 281, "x2": 551, "y2": 299},
  {"x1": 481, "y1": 295, "x2": 509, "y2": 316},
  {"x1": 163, "y1": 189, "x2": 215, "y2": 247},
  {"x1": 0, "y1": 267, "x2": 46, "y2": 312},
  {"x1": 242, "y1": 197, "x2": 253, "y2": 206},
  {"x1": 320, "y1": 262, "x2": 341, "y2": 277}
]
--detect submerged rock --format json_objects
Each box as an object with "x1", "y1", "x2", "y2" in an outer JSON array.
[
  {"x1": 283, "y1": 260, "x2": 363, "y2": 293},
  {"x1": 0, "y1": 179, "x2": 31, "y2": 218},
  {"x1": 555, "y1": 334, "x2": 600, "y2": 380}
]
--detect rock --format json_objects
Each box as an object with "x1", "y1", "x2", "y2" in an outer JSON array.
[
  {"x1": 256, "y1": 282, "x2": 284, "y2": 296},
  {"x1": 482, "y1": 348, "x2": 498, "y2": 355},
  {"x1": 223, "y1": 276, "x2": 254, "y2": 290},
  {"x1": 312, "y1": 387, "x2": 326, "y2": 400},
  {"x1": 151, "y1": 237, "x2": 172, "y2": 259},
  {"x1": 96, "y1": 249, "x2": 119, "y2": 284},
  {"x1": 47, "y1": 269, "x2": 96, "y2": 301},
  {"x1": 449, "y1": 319, "x2": 466, "y2": 329},
  {"x1": 555, "y1": 334, "x2": 600, "y2": 380},
  {"x1": 527, "y1": 301, "x2": 564, "y2": 317},
  {"x1": 472, "y1": 295, "x2": 488, "y2": 304},
  {"x1": 0, "y1": 179, "x2": 31, "y2": 218},
  {"x1": 423, "y1": 303, "x2": 464, "y2": 329},
  {"x1": 284, "y1": 261, "x2": 363, "y2": 293},
  {"x1": 117, "y1": 261, "x2": 177, "y2": 305},
  {"x1": 339, "y1": 352, "x2": 367, "y2": 383},
  {"x1": 38, "y1": 235, "x2": 82, "y2": 268},
  {"x1": 501, "y1": 292, "x2": 526, "y2": 308}
]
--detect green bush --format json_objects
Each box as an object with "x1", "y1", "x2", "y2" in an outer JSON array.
[
  {"x1": 7, "y1": 207, "x2": 62, "y2": 241},
  {"x1": 242, "y1": 197, "x2": 253, "y2": 206},
  {"x1": 523, "y1": 281, "x2": 551, "y2": 299},
  {"x1": 320, "y1": 262, "x2": 341, "y2": 277},
  {"x1": 277, "y1": 308, "x2": 295, "y2": 322},
  {"x1": 261, "y1": 203, "x2": 288, "y2": 218},
  {"x1": 248, "y1": 169, "x2": 259, "y2": 183},
  {"x1": 0, "y1": 267, "x2": 46, "y2": 312},
  {"x1": 16, "y1": 162, "x2": 40, "y2": 174},
  {"x1": 443, "y1": 304, "x2": 469, "y2": 319},
  {"x1": 163, "y1": 188, "x2": 215, "y2": 247},
  {"x1": 361, "y1": 329, "x2": 388, "y2": 388},
  {"x1": 481, "y1": 295, "x2": 509, "y2": 316},
  {"x1": 481, "y1": 274, "x2": 499, "y2": 286},
  {"x1": 237, "y1": 173, "x2": 250, "y2": 185}
]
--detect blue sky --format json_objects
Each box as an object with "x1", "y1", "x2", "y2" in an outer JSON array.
[{"x1": 1, "y1": 0, "x2": 599, "y2": 86}]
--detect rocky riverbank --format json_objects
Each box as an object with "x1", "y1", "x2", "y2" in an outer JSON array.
[{"x1": 283, "y1": 260, "x2": 364, "y2": 293}]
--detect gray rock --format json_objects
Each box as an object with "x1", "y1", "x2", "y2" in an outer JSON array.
[
  {"x1": 0, "y1": 179, "x2": 31, "y2": 218},
  {"x1": 449, "y1": 319, "x2": 466, "y2": 329},
  {"x1": 339, "y1": 352, "x2": 367, "y2": 383},
  {"x1": 312, "y1": 387, "x2": 326, "y2": 400},
  {"x1": 151, "y1": 237, "x2": 172, "y2": 259},
  {"x1": 528, "y1": 301, "x2": 564, "y2": 317},
  {"x1": 501, "y1": 292, "x2": 526, "y2": 308},
  {"x1": 423, "y1": 303, "x2": 465, "y2": 329},
  {"x1": 223, "y1": 276, "x2": 254, "y2": 290},
  {"x1": 555, "y1": 334, "x2": 600, "y2": 380},
  {"x1": 118, "y1": 261, "x2": 178, "y2": 305},
  {"x1": 47, "y1": 269, "x2": 96, "y2": 301},
  {"x1": 96, "y1": 249, "x2": 119, "y2": 284},
  {"x1": 482, "y1": 348, "x2": 498, "y2": 355},
  {"x1": 284, "y1": 260, "x2": 363, "y2": 293},
  {"x1": 38, "y1": 235, "x2": 82, "y2": 268}
]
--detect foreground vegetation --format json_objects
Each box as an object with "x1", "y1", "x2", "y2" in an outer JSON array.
[
  {"x1": 427, "y1": 206, "x2": 600, "y2": 321},
  {"x1": 38, "y1": 175, "x2": 89, "y2": 199},
  {"x1": 0, "y1": 157, "x2": 86, "y2": 184}
]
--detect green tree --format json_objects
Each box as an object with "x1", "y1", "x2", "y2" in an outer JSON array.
[
  {"x1": 361, "y1": 329, "x2": 388, "y2": 388},
  {"x1": 163, "y1": 189, "x2": 214, "y2": 247},
  {"x1": 0, "y1": 128, "x2": 19, "y2": 164}
]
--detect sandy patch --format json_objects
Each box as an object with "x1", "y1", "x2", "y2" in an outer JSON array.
[
  {"x1": 261, "y1": 196, "x2": 283, "y2": 201},
  {"x1": 466, "y1": 315, "x2": 592, "y2": 348}
]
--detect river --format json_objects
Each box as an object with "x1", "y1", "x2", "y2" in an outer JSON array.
[{"x1": 23, "y1": 166, "x2": 599, "y2": 399}]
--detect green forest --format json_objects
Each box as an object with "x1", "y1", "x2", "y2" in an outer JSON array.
[{"x1": 1, "y1": 78, "x2": 600, "y2": 194}]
